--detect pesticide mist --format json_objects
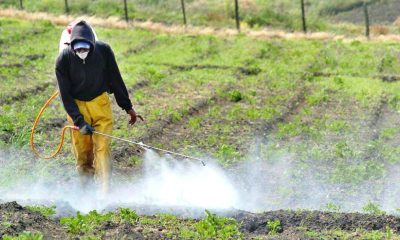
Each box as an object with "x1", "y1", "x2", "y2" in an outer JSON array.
[
  {"x1": 0, "y1": 149, "x2": 239, "y2": 215},
  {"x1": 110, "y1": 150, "x2": 239, "y2": 211},
  {"x1": 1, "y1": 142, "x2": 400, "y2": 215}
]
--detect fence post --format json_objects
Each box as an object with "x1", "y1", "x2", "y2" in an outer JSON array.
[
  {"x1": 234, "y1": 0, "x2": 240, "y2": 32},
  {"x1": 363, "y1": 1, "x2": 370, "y2": 38},
  {"x1": 180, "y1": 0, "x2": 187, "y2": 26},
  {"x1": 300, "y1": 0, "x2": 307, "y2": 33},
  {"x1": 19, "y1": 0, "x2": 23, "y2": 9},
  {"x1": 123, "y1": 0, "x2": 129, "y2": 23},
  {"x1": 64, "y1": 0, "x2": 69, "y2": 14}
]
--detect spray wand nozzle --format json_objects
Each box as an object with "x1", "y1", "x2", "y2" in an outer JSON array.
[{"x1": 72, "y1": 126, "x2": 206, "y2": 166}]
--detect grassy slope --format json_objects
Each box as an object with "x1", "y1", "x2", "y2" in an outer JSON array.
[
  {"x1": 1, "y1": 16, "x2": 400, "y2": 238},
  {"x1": 0, "y1": 0, "x2": 395, "y2": 33}
]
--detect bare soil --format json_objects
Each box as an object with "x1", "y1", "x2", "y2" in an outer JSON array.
[
  {"x1": 2, "y1": 201, "x2": 400, "y2": 239},
  {"x1": 0, "y1": 201, "x2": 67, "y2": 239}
]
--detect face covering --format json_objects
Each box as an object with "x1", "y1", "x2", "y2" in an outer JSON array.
[{"x1": 76, "y1": 51, "x2": 88, "y2": 60}]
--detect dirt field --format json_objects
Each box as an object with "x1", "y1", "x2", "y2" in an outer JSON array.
[{"x1": 2, "y1": 201, "x2": 400, "y2": 239}]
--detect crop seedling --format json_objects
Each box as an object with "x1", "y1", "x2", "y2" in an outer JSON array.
[
  {"x1": 325, "y1": 203, "x2": 342, "y2": 212},
  {"x1": 188, "y1": 116, "x2": 202, "y2": 129},
  {"x1": 227, "y1": 90, "x2": 243, "y2": 102},
  {"x1": 60, "y1": 210, "x2": 113, "y2": 235},
  {"x1": 362, "y1": 201, "x2": 386, "y2": 216},
  {"x1": 240, "y1": 65, "x2": 262, "y2": 76},
  {"x1": 26, "y1": 205, "x2": 56, "y2": 217},
  {"x1": 129, "y1": 155, "x2": 142, "y2": 166},
  {"x1": 119, "y1": 208, "x2": 139, "y2": 223},
  {"x1": 194, "y1": 210, "x2": 242, "y2": 239},
  {"x1": 216, "y1": 144, "x2": 241, "y2": 164},
  {"x1": 364, "y1": 230, "x2": 385, "y2": 240},
  {"x1": 266, "y1": 219, "x2": 282, "y2": 235},
  {"x1": 2, "y1": 231, "x2": 44, "y2": 240},
  {"x1": 386, "y1": 226, "x2": 394, "y2": 239}
]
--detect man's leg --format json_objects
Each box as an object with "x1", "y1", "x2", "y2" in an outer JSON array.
[
  {"x1": 67, "y1": 106, "x2": 95, "y2": 189},
  {"x1": 88, "y1": 92, "x2": 113, "y2": 194}
]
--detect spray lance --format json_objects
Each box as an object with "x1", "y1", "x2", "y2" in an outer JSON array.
[{"x1": 30, "y1": 91, "x2": 206, "y2": 166}]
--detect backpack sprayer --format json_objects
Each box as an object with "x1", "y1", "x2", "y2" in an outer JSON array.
[{"x1": 30, "y1": 90, "x2": 206, "y2": 166}]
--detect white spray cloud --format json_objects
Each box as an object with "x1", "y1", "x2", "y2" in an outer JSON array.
[
  {"x1": 0, "y1": 149, "x2": 239, "y2": 214},
  {"x1": 1, "y1": 144, "x2": 400, "y2": 216},
  {"x1": 109, "y1": 150, "x2": 239, "y2": 210}
]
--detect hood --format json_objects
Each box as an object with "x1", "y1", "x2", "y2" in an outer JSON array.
[{"x1": 70, "y1": 20, "x2": 96, "y2": 51}]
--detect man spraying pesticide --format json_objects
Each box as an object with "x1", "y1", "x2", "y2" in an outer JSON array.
[
  {"x1": 55, "y1": 20, "x2": 142, "y2": 194},
  {"x1": 30, "y1": 20, "x2": 206, "y2": 196}
]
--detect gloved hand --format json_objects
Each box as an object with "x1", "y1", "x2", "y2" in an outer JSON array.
[{"x1": 79, "y1": 123, "x2": 95, "y2": 135}]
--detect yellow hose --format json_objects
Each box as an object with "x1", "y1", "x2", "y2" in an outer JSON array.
[{"x1": 30, "y1": 90, "x2": 78, "y2": 160}]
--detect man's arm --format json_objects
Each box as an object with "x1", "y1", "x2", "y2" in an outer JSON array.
[
  {"x1": 105, "y1": 44, "x2": 143, "y2": 124},
  {"x1": 55, "y1": 52, "x2": 86, "y2": 128},
  {"x1": 105, "y1": 44, "x2": 133, "y2": 112}
]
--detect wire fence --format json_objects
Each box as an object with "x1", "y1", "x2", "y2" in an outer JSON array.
[{"x1": 2, "y1": 0, "x2": 397, "y2": 37}]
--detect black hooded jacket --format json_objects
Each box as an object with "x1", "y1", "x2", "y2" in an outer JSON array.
[{"x1": 55, "y1": 20, "x2": 132, "y2": 128}]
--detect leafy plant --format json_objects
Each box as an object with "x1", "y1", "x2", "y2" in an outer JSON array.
[
  {"x1": 239, "y1": 65, "x2": 261, "y2": 76},
  {"x1": 2, "y1": 231, "x2": 44, "y2": 240},
  {"x1": 385, "y1": 226, "x2": 393, "y2": 239},
  {"x1": 325, "y1": 203, "x2": 342, "y2": 212},
  {"x1": 119, "y1": 208, "x2": 139, "y2": 224},
  {"x1": 216, "y1": 144, "x2": 241, "y2": 164},
  {"x1": 266, "y1": 219, "x2": 282, "y2": 235},
  {"x1": 363, "y1": 230, "x2": 385, "y2": 240},
  {"x1": 227, "y1": 90, "x2": 243, "y2": 102},
  {"x1": 188, "y1": 116, "x2": 202, "y2": 129},
  {"x1": 60, "y1": 210, "x2": 112, "y2": 235},
  {"x1": 26, "y1": 205, "x2": 56, "y2": 217},
  {"x1": 362, "y1": 201, "x2": 386, "y2": 216},
  {"x1": 194, "y1": 210, "x2": 242, "y2": 239},
  {"x1": 129, "y1": 155, "x2": 142, "y2": 165}
]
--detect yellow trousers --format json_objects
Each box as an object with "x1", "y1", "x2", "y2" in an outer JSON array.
[{"x1": 67, "y1": 92, "x2": 113, "y2": 194}]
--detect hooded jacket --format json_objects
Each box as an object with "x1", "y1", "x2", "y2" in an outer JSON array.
[{"x1": 55, "y1": 21, "x2": 132, "y2": 128}]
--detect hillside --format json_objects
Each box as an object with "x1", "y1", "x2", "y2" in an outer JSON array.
[{"x1": 1, "y1": 13, "x2": 400, "y2": 239}]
